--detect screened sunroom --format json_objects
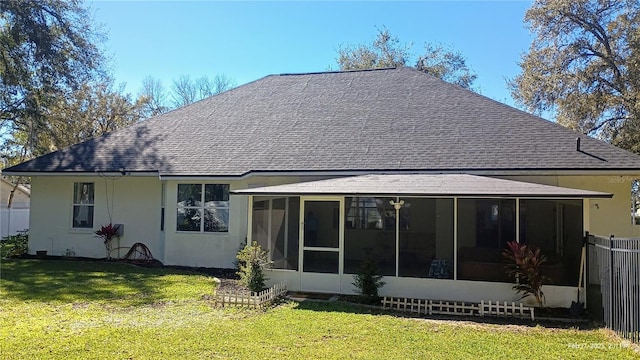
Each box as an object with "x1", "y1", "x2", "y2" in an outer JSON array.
[{"x1": 234, "y1": 174, "x2": 610, "y2": 307}]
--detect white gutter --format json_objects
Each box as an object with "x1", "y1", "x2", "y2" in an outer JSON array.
[
  {"x1": 158, "y1": 169, "x2": 640, "y2": 180},
  {"x1": 1, "y1": 171, "x2": 160, "y2": 177},
  {"x1": 5, "y1": 168, "x2": 640, "y2": 179}
]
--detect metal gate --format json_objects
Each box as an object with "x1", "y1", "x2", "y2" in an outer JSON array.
[{"x1": 587, "y1": 233, "x2": 640, "y2": 343}]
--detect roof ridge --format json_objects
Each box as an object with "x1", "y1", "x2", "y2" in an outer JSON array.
[{"x1": 276, "y1": 66, "x2": 401, "y2": 77}]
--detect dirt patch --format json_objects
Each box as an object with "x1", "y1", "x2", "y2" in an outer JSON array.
[
  {"x1": 216, "y1": 278, "x2": 249, "y2": 293},
  {"x1": 165, "y1": 266, "x2": 250, "y2": 293}
]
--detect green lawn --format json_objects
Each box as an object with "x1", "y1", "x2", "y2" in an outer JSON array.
[{"x1": 0, "y1": 259, "x2": 637, "y2": 359}]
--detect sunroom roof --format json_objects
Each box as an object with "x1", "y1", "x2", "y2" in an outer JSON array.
[{"x1": 232, "y1": 174, "x2": 613, "y2": 198}]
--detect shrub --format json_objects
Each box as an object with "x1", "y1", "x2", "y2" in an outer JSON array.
[
  {"x1": 0, "y1": 230, "x2": 28, "y2": 258},
  {"x1": 95, "y1": 223, "x2": 120, "y2": 259},
  {"x1": 352, "y1": 255, "x2": 385, "y2": 304},
  {"x1": 236, "y1": 241, "x2": 270, "y2": 293},
  {"x1": 503, "y1": 241, "x2": 548, "y2": 307},
  {"x1": 233, "y1": 237, "x2": 247, "y2": 270}
]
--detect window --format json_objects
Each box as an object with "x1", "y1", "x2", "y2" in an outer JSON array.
[
  {"x1": 73, "y1": 182, "x2": 94, "y2": 228},
  {"x1": 633, "y1": 192, "x2": 640, "y2": 225},
  {"x1": 346, "y1": 197, "x2": 395, "y2": 230},
  {"x1": 176, "y1": 184, "x2": 229, "y2": 232}
]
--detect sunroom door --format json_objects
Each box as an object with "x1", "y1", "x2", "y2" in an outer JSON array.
[{"x1": 300, "y1": 198, "x2": 343, "y2": 293}]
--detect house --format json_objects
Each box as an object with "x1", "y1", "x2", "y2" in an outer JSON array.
[
  {"x1": 4, "y1": 67, "x2": 640, "y2": 307},
  {"x1": 1, "y1": 178, "x2": 30, "y2": 237}
]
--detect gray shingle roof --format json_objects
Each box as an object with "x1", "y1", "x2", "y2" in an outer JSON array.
[
  {"x1": 5, "y1": 67, "x2": 640, "y2": 176},
  {"x1": 233, "y1": 174, "x2": 613, "y2": 198}
]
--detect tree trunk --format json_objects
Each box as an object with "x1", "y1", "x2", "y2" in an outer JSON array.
[{"x1": 7, "y1": 176, "x2": 23, "y2": 209}]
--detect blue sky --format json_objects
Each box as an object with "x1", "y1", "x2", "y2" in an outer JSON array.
[{"x1": 91, "y1": 1, "x2": 533, "y2": 107}]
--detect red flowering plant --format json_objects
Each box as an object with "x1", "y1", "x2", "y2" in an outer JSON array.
[
  {"x1": 95, "y1": 223, "x2": 120, "y2": 259},
  {"x1": 503, "y1": 241, "x2": 549, "y2": 307}
]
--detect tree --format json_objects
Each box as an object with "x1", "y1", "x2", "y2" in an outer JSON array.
[
  {"x1": 171, "y1": 75, "x2": 198, "y2": 108},
  {"x1": 416, "y1": 43, "x2": 478, "y2": 89},
  {"x1": 170, "y1": 74, "x2": 236, "y2": 108},
  {"x1": 46, "y1": 82, "x2": 147, "y2": 151},
  {"x1": 210, "y1": 74, "x2": 236, "y2": 95},
  {"x1": 139, "y1": 76, "x2": 169, "y2": 117},
  {"x1": 3, "y1": 80, "x2": 147, "y2": 161},
  {"x1": 0, "y1": 0, "x2": 106, "y2": 157},
  {"x1": 510, "y1": 0, "x2": 640, "y2": 153},
  {"x1": 352, "y1": 254, "x2": 386, "y2": 304},
  {"x1": 337, "y1": 27, "x2": 477, "y2": 90},
  {"x1": 236, "y1": 241, "x2": 270, "y2": 293},
  {"x1": 0, "y1": 0, "x2": 110, "y2": 208},
  {"x1": 337, "y1": 28, "x2": 410, "y2": 70},
  {"x1": 196, "y1": 74, "x2": 236, "y2": 98}
]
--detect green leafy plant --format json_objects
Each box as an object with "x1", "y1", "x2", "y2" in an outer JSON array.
[
  {"x1": 236, "y1": 241, "x2": 270, "y2": 293},
  {"x1": 95, "y1": 224, "x2": 120, "y2": 259},
  {"x1": 0, "y1": 230, "x2": 28, "y2": 258},
  {"x1": 232, "y1": 237, "x2": 248, "y2": 270},
  {"x1": 352, "y1": 254, "x2": 385, "y2": 304},
  {"x1": 503, "y1": 241, "x2": 548, "y2": 307}
]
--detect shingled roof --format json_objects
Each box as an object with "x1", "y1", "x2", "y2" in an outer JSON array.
[{"x1": 5, "y1": 67, "x2": 640, "y2": 176}]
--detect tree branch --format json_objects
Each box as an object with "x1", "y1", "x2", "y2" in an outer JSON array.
[
  {"x1": 587, "y1": 115, "x2": 630, "y2": 134},
  {"x1": 562, "y1": 10, "x2": 623, "y2": 83}
]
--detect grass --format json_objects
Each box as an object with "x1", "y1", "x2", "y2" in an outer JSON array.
[{"x1": 1, "y1": 259, "x2": 638, "y2": 359}]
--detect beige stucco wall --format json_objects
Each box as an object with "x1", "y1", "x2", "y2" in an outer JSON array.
[
  {"x1": 558, "y1": 175, "x2": 634, "y2": 238},
  {"x1": 29, "y1": 176, "x2": 162, "y2": 258},
  {"x1": 27, "y1": 174, "x2": 326, "y2": 266},
  {"x1": 501, "y1": 175, "x2": 636, "y2": 238},
  {"x1": 161, "y1": 175, "x2": 325, "y2": 267},
  {"x1": 27, "y1": 173, "x2": 638, "y2": 269}
]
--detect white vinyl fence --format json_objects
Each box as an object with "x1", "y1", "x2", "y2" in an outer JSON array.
[{"x1": 0, "y1": 208, "x2": 29, "y2": 238}]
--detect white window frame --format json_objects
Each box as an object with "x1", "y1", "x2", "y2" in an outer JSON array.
[{"x1": 72, "y1": 182, "x2": 95, "y2": 229}]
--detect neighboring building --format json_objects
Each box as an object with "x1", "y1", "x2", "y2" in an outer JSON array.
[
  {"x1": 4, "y1": 67, "x2": 640, "y2": 307},
  {"x1": 0, "y1": 178, "x2": 30, "y2": 237}
]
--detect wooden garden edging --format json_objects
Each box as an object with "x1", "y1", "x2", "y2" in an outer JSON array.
[
  {"x1": 382, "y1": 296, "x2": 535, "y2": 320},
  {"x1": 215, "y1": 282, "x2": 287, "y2": 308}
]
